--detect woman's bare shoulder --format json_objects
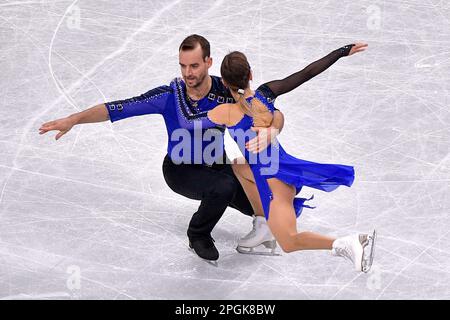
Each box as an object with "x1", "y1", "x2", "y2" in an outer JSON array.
[{"x1": 208, "y1": 103, "x2": 237, "y2": 126}]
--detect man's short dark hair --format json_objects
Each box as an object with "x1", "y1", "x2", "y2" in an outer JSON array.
[{"x1": 179, "y1": 34, "x2": 210, "y2": 60}]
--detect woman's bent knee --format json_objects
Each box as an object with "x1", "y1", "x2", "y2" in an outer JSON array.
[{"x1": 277, "y1": 237, "x2": 296, "y2": 253}]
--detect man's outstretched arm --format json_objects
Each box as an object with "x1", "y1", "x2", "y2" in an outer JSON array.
[
  {"x1": 39, "y1": 103, "x2": 109, "y2": 140},
  {"x1": 39, "y1": 85, "x2": 172, "y2": 140}
]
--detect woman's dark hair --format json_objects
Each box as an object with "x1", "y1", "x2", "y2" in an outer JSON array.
[
  {"x1": 220, "y1": 51, "x2": 251, "y2": 91},
  {"x1": 221, "y1": 51, "x2": 273, "y2": 127}
]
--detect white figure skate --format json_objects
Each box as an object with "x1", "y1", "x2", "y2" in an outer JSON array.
[
  {"x1": 236, "y1": 216, "x2": 279, "y2": 256},
  {"x1": 332, "y1": 230, "x2": 377, "y2": 273}
]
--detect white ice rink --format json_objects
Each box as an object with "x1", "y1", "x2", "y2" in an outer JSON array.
[{"x1": 0, "y1": 0, "x2": 449, "y2": 299}]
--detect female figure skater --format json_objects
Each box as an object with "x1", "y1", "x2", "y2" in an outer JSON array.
[{"x1": 175, "y1": 44, "x2": 376, "y2": 273}]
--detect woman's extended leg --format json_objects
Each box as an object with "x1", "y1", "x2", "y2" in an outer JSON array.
[
  {"x1": 265, "y1": 179, "x2": 375, "y2": 272},
  {"x1": 266, "y1": 178, "x2": 336, "y2": 253}
]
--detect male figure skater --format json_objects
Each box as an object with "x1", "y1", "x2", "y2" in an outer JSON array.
[{"x1": 39, "y1": 35, "x2": 285, "y2": 262}]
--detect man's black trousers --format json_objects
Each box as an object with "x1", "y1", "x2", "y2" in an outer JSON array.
[{"x1": 162, "y1": 154, "x2": 254, "y2": 240}]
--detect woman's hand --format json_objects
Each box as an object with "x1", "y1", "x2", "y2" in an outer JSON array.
[{"x1": 348, "y1": 43, "x2": 368, "y2": 56}]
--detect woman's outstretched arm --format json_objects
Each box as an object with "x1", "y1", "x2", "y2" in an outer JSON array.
[{"x1": 264, "y1": 43, "x2": 368, "y2": 97}]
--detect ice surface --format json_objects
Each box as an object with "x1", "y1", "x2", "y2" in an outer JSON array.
[{"x1": 0, "y1": 0, "x2": 449, "y2": 299}]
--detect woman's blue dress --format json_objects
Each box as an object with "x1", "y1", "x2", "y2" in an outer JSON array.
[{"x1": 226, "y1": 90, "x2": 354, "y2": 219}]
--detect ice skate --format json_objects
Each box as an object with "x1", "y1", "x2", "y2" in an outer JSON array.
[
  {"x1": 332, "y1": 230, "x2": 376, "y2": 273},
  {"x1": 236, "y1": 216, "x2": 280, "y2": 256},
  {"x1": 188, "y1": 245, "x2": 219, "y2": 267},
  {"x1": 361, "y1": 230, "x2": 377, "y2": 273},
  {"x1": 188, "y1": 237, "x2": 219, "y2": 267}
]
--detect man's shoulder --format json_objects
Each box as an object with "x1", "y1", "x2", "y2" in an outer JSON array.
[
  {"x1": 210, "y1": 75, "x2": 233, "y2": 102},
  {"x1": 144, "y1": 84, "x2": 173, "y2": 96},
  {"x1": 210, "y1": 75, "x2": 227, "y2": 91},
  {"x1": 210, "y1": 75, "x2": 222, "y2": 85},
  {"x1": 169, "y1": 77, "x2": 183, "y2": 87}
]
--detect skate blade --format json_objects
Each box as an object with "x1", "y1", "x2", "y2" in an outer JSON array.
[
  {"x1": 361, "y1": 229, "x2": 377, "y2": 273},
  {"x1": 188, "y1": 247, "x2": 219, "y2": 267},
  {"x1": 236, "y1": 244, "x2": 280, "y2": 256}
]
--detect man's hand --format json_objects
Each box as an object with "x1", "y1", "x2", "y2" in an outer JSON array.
[
  {"x1": 39, "y1": 117, "x2": 76, "y2": 140},
  {"x1": 245, "y1": 126, "x2": 280, "y2": 153}
]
